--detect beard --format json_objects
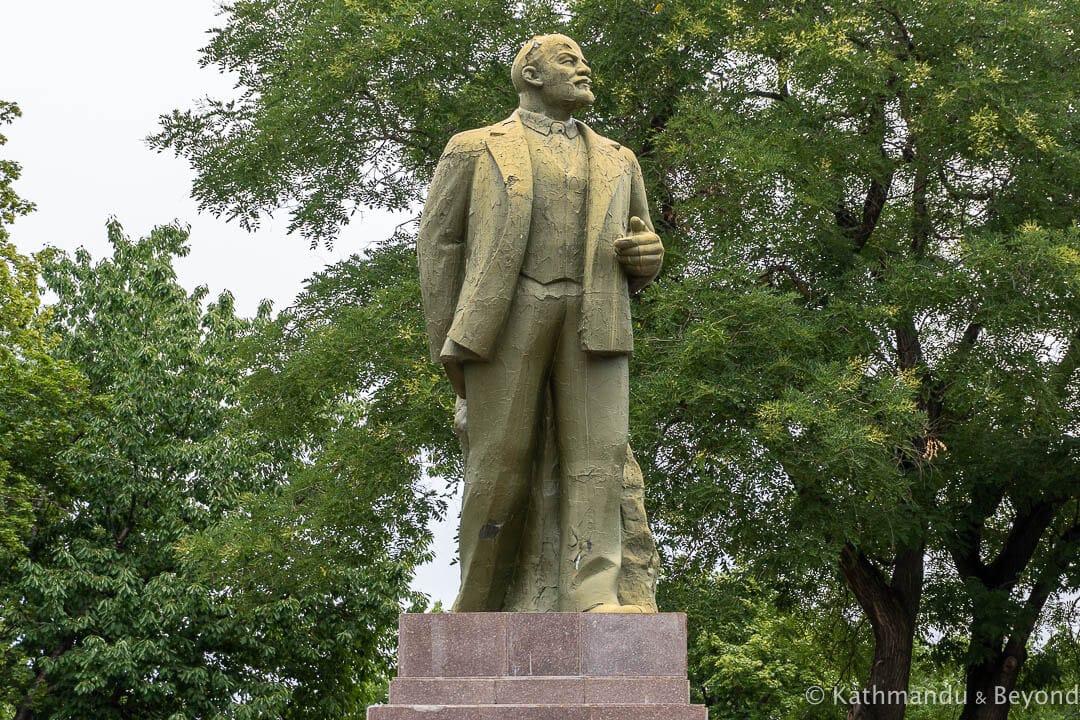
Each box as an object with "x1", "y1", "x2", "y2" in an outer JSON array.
[{"x1": 545, "y1": 82, "x2": 593, "y2": 113}]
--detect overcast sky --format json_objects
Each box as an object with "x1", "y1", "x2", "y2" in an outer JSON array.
[{"x1": 1, "y1": 0, "x2": 459, "y2": 607}]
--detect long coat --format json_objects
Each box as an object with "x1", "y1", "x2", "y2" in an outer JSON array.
[{"x1": 418, "y1": 111, "x2": 659, "y2": 369}]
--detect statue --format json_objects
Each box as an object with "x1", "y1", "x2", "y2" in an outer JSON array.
[{"x1": 418, "y1": 34, "x2": 664, "y2": 613}]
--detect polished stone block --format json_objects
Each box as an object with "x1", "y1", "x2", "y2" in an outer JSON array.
[
  {"x1": 369, "y1": 707, "x2": 481, "y2": 720},
  {"x1": 389, "y1": 676, "x2": 690, "y2": 706},
  {"x1": 506, "y1": 612, "x2": 581, "y2": 676},
  {"x1": 589, "y1": 705, "x2": 707, "y2": 720},
  {"x1": 390, "y1": 678, "x2": 496, "y2": 705},
  {"x1": 495, "y1": 677, "x2": 584, "y2": 704},
  {"x1": 397, "y1": 612, "x2": 687, "y2": 678},
  {"x1": 399, "y1": 612, "x2": 508, "y2": 677},
  {"x1": 580, "y1": 613, "x2": 687, "y2": 676}
]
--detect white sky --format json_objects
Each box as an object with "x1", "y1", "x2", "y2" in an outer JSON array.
[{"x1": 0, "y1": 0, "x2": 458, "y2": 607}]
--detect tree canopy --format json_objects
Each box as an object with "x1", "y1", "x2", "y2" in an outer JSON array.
[{"x1": 2, "y1": 222, "x2": 430, "y2": 718}]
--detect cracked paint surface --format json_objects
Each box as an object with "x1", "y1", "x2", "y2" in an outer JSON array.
[{"x1": 418, "y1": 34, "x2": 663, "y2": 613}]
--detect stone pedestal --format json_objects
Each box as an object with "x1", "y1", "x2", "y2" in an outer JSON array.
[{"x1": 368, "y1": 613, "x2": 706, "y2": 719}]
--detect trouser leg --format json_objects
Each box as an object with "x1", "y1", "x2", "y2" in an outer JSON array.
[
  {"x1": 551, "y1": 293, "x2": 629, "y2": 611},
  {"x1": 452, "y1": 283, "x2": 558, "y2": 611}
]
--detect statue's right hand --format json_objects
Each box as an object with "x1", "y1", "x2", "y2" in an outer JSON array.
[
  {"x1": 443, "y1": 360, "x2": 467, "y2": 399},
  {"x1": 440, "y1": 337, "x2": 480, "y2": 399}
]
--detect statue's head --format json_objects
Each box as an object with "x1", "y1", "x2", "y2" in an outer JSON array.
[{"x1": 511, "y1": 34, "x2": 594, "y2": 115}]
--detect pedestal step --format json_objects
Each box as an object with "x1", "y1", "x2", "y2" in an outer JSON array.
[
  {"x1": 369, "y1": 704, "x2": 707, "y2": 720},
  {"x1": 390, "y1": 676, "x2": 690, "y2": 705}
]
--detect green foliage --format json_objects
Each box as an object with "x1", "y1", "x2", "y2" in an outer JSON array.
[
  {"x1": 0, "y1": 105, "x2": 88, "y2": 718},
  {"x1": 0, "y1": 241, "x2": 92, "y2": 720},
  {"x1": 0, "y1": 242, "x2": 87, "y2": 569},
  {"x1": 630, "y1": 0, "x2": 1079, "y2": 709},
  {"x1": 177, "y1": 232, "x2": 445, "y2": 715},
  {"x1": 3, "y1": 222, "x2": 272, "y2": 717},
  {"x1": 2, "y1": 222, "x2": 429, "y2": 718},
  {"x1": 0, "y1": 101, "x2": 35, "y2": 229},
  {"x1": 150, "y1": 0, "x2": 564, "y2": 245},
  {"x1": 237, "y1": 230, "x2": 457, "y2": 472},
  {"x1": 629, "y1": 0, "x2": 1079, "y2": 551},
  {"x1": 661, "y1": 567, "x2": 863, "y2": 719}
]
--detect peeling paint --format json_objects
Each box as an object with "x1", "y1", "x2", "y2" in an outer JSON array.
[{"x1": 479, "y1": 521, "x2": 503, "y2": 539}]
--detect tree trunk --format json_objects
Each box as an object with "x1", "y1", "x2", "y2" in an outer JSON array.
[
  {"x1": 957, "y1": 523, "x2": 1080, "y2": 720},
  {"x1": 844, "y1": 620, "x2": 917, "y2": 720},
  {"x1": 840, "y1": 544, "x2": 924, "y2": 720},
  {"x1": 959, "y1": 644, "x2": 1024, "y2": 720}
]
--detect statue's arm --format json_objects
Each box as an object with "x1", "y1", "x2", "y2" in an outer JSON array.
[
  {"x1": 623, "y1": 149, "x2": 664, "y2": 294},
  {"x1": 418, "y1": 137, "x2": 478, "y2": 365}
]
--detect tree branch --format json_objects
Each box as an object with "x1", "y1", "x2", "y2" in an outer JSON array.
[
  {"x1": 947, "y1": 480, "x2": 1008, "y2": 582},
  {"x1": 879, "y1": 4, "x2": 915, "y2": 59},
  {"x1": 114, "y1": 494, "x2": 137, "y2": 550},
  {"x1": 959, "y1": 322, "x2": 983, "y2": 351},
  {"x1": 14, "y1": 636, "x2": 76, "y2": 720},
  {"x1": 1051, "y1": 331, "x2": 1080, "y2": 397},
  {"x1": 937, "y1": 166, "x2": 995, "y2": 201},
  {"x1": 1003, "y1": 522, "x2": 1080, "y2": 658},
  {"x1": 911, "y1": 162, "x2": 931, "y2": 256},
  {"x1": 840, "y1": 543, "x2": 920, "y2": 636},
  {"x1": 840, "y1": 174, "x2": 894, "y2": 252},
  {"x1": 758, "y1": 263, "x2": 813, "y2": 300},
  {"x1": 746, "y1": 89, "x2": 787, "y2": 102},
  {"x1": 983, "y1": 500, "x2": 1057, "y2": 590}
]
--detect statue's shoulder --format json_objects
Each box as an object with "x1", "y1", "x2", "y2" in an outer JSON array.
[
  {"x1": 441, "y1": 124, "x2": 499, "y2": 157},
  {"x1": 579, "y1": 123, "x2": 638, "y2": 166},
  {"x1": 618, "y1": 144, "x2": 642, "y2": 170},
  {"x1": 585, "y1": 127, "x2": 622, "y2": 150}
]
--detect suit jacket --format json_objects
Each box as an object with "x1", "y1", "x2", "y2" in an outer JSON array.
[{"x1": 418, "y1": 111, "x2": 659, "y2": 368}]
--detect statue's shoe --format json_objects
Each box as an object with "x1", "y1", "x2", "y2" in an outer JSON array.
[{"x1": 584, "y1": 603, "x2": 646, "y2": 613}]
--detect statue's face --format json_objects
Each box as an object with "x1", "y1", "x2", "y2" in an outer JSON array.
[{"x1": 529, "y1": 38, "x2": 593, "y2": 114}]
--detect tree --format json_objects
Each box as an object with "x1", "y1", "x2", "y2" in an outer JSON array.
[
  {"x1": 177, "y1": 232, "x2": 441, "y2": 716},
  {"x1": 632, "y1": 3, "x2": 1079, "y2": 718},
  {"x1": 154, "y1": 2, "x2": 1080, "y2": 718},
  {"x1": 660, "y1": 564, "x2": 866, "y2": 720},
  {"x1": 0, "y1": 101, "x2": 67, "y2": 567},
  {"x1": 0, "y1": 238, "x2": 96, "y2": 717},
  {"x1": 4, "y1": 222, "x2": 265, "y2": 718},
  {"x1": 4, "y1": 221, "x2": 429, "y2": 718},
  {"x1": 0, "y1": 103, "x2": 92, "y2": 718}
]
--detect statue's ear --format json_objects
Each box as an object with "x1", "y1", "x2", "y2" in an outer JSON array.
[{"x1": 521, "y1": 65, "x2": 543, "y2": 88}]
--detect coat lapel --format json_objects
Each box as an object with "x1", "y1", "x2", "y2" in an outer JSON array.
[
  {"x1": 580, "y1": 122, "x2": 625, "y2": 281},
  {"x1": 486, "y1": 114, "x2": 533, "y2": 205},
  {"x1": 580, "y1": 121, "x2": 624, "y2": 239}
]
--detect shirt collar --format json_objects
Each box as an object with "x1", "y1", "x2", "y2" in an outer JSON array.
[{"x1": 516, "y1": 108, "x2": 579, "y2": 138}]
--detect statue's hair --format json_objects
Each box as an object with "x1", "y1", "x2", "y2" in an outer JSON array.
[{"x1": 511, "y1": 34, "x2": 578, "y2": 94}]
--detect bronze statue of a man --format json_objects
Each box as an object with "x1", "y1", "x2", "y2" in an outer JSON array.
[{"x1": 418, "y1": 34, "x2": 663, "y2": 613}]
